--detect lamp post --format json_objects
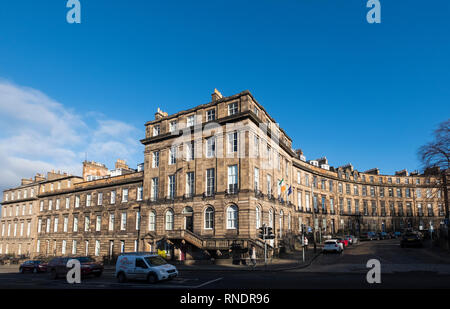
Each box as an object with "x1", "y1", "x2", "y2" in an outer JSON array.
[{"x1": 311, "y1": 178, "x2": 317, "y2": 253}]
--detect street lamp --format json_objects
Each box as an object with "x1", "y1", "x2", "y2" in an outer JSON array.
[{"x1": 311, "y1": 178, "x2": 317, "y2": 253}]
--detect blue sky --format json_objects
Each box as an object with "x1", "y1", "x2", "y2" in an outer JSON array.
[{"x1": 0, "y1": 0, "x2": 449, "y2": 191}]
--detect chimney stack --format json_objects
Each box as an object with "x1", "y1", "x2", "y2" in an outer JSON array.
[
  {"x1": 211, "y1": 88, "x2": 223, "y2": 102},
  {"x1": 155, "y1": 107, "x2": 168, "y2": 120}
]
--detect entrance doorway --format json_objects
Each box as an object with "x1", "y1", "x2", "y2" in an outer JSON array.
[
  {"x1": 182, "y1": 206, "x2": 194, "y2": 232},
  {"x1": 185, "y1": 216, "x2": 193, "y2": 232}
]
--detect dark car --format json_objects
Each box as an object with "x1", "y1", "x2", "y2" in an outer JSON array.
[
  {"x1": 19, "y1": 260, "x2": 47, "y2": 273},
  {"x1": 377, "y1": 232, "x2": 389, "y2": 240},
  {"x1": 360, "y1": 232, "x2": 377, "y2": 241},
  {"x1": 47, "y1": 256, "x2": 103, "y2": 279},
  {"x1": 400, "y1": 232, "x2": 423, "y2": 248}
]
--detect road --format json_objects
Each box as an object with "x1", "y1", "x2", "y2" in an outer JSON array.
[{"x1": 1, "y1": 239, "x2": 450, "y2": 289}]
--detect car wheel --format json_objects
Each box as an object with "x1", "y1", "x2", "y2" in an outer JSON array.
[
  {"x1": 147, "y1": 273, "x2": 157, "y2": 284},
  {"x1": 117, "y1": 272, "x2": 127, "y2": 283},
  {"x1": 94, "y1": 271, "x2": 102, "y2": 278}
]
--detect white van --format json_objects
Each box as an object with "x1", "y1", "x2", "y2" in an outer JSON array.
[{"x1": 115, "y1": 252, "x2": 178, "y2": 283}]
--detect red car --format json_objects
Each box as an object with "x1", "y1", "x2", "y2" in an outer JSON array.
[
  {"x1": 19, "y1": 260, "x2": 48, "y2": 273},
  {"x1": 336, "y1": 237, "x2": 348, "y2": 247}
]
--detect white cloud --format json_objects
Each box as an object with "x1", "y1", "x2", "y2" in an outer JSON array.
[{"x1": 0, "y1": 80, "x2": 143, "y2": 195}]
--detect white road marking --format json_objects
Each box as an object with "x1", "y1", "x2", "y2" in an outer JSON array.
[{"x1": 193, "y1": 277, "x2": 223, "y2": 288}]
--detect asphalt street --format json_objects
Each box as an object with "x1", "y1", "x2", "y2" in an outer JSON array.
[{"x1": 1, "y1": 239, "x2": 449, "y2": 289}]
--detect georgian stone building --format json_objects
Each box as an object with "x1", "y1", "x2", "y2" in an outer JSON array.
[{"x1": 0, "y1": 89, "x2": 447, "y2": 260}]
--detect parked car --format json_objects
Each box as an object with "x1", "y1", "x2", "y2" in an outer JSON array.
[
  {"x1": 344, "y1": 235, "x2": 354, "y2": 245},
  {"x1": 377, "y1": 232, "x2": 389, "y2": 240},
  {"x1": 47, "y1": 256, "x2": 103, "y2": 279},
  {"x1": 323, "y1": 240, "x2": 343, "y2": 254},
  {"x1": 335, "y1": 237, "x2": 348, "y2": 248},
  {"x1": 360, "y1": 232, "x2": 376, "y2": 241},
  {"x1": 115, "y1": 252, "x2": 178, "y2": 283},
  {"x1": 400, "y1": 232, "x2": 423, "y2": 248},
  {"x1": 19, "y1": 260, "x2": 47, "y2": 273}
]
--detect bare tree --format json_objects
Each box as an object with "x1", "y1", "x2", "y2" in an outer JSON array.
[{"x1": 418, "y1": 119, "x2": 450, "y2": 171}]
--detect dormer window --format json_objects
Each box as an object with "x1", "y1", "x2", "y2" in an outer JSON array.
[
  {"x1": 187, "y1": 115, "x2": 195, "y2": 127},
  {"x1": 153, "y1": 125, "x2": 160, "y2": 136},
  {"x1": 254, "y1": 106, "x2": 259, "y2": 117},
  {"x1": 228, "y1": 102, "x2": 238, "y2": 116},
  {"x1": 169, "y1": 120, "x2": 177, "y2": 133},
  {"x1": 206, "y1": 109, "x2": 216, "y2": 122}
]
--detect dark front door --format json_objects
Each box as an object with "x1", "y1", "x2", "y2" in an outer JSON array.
[{"x1": 185, "y1": 216, "x2": 193, "y2": 232}]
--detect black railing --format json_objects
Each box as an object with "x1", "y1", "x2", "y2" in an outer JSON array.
[{"x1": 203, "y1": 192, "x2": 215, "y2": 198}]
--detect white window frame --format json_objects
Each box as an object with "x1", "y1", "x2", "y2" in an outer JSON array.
[
  {"x1": 122, "y1": 188, "x2": 129, "y2": 203},
  {"x1": 98, "y1": 192, "x2": 103, "y2": 205},
  {"x1": 165, "y1": 210, "x2": 174, "y2": 230},
  {"x1": 169, "y1": 146, "x2": 177, "y2": 165},
  {"x1": 111, "y1": 190, "x2": 116, "y2": 204},
  {"x1": 120, "y1": 212, "x2": 127, "y2": 231},
  {"x1": 109, "y1": 214, "x2": 115, "y2": 231},
  {"x1": 228, "y1": 102, "x2": 238, "y2": 115},
  {"x1": 206, "y1": 137, "x2": 216, "y2": 158},
  {"x1": 152, "y1": 151, "x2": 160, "y2": 168},
  {"x1": 227, "y1": 165, "x2": 238, "y2": 194},
  {"x1": 204, "y1": 207, "x2": 214, "y2": 230},
  {"x1": 226, "y1": 205, "x2": 238, "y2": 229},
  {"x1": 96, "y1": 215, "x2": 101, "y2": 231},
  {"x1": 137, "y1": 186, "x2": 143, "y2": 201},
  {"x1": 149, "y1": 211, "x2": 156, "y2": 231},
  {"x1": 206, "y1": 168, "x2": 215, "y2": 196}
]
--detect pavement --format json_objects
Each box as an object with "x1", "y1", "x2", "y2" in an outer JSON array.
[{"x1": 168, "y1": 245, "x2": 324, "y2": 272}]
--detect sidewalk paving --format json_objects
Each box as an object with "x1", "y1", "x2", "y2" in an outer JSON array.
[{"x1": 171, "y1": 246, "x2": 324, "y2": 272}]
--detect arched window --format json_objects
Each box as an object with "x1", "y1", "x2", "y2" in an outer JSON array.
[
  {"x1": 149, "y1": 211, "x2": 156, "y2": 231},
  {"x1": 204, "y1": 207, "x2": 214, "y2": 229},
  {"x1": 165, "y1": 209, "x2": 174, "y2": 230},
  {"x1": 256, "y1": 206, "x2": 261, "y2": 229},
  {"x1": 226, "y1": 205, "x2": 238, "y2": 229},
  {"x1": 268, "y1": 208, "x2": 273, "y2": 228}
]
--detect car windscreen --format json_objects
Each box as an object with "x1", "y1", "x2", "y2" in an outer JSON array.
[
  {"x1": 325, "y1": 241, "x2": 336, "y2": 244},
  {"x1": 145, "y1": 256, "x2": 168, "y2": 266},
  {"x1": 75, "y1": 257, "x2": 94, "y2": 263}
]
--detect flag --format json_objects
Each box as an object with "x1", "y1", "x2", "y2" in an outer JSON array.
[
  {"x1": 278, "y1": 179, "x2": 284, "y2": 186},
  {"x1": 281, "y1": 184, "x2": 286, "y2": 194},
  {"x1": 287, "y1": 185, "x2": 292, "y2": 196}
]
